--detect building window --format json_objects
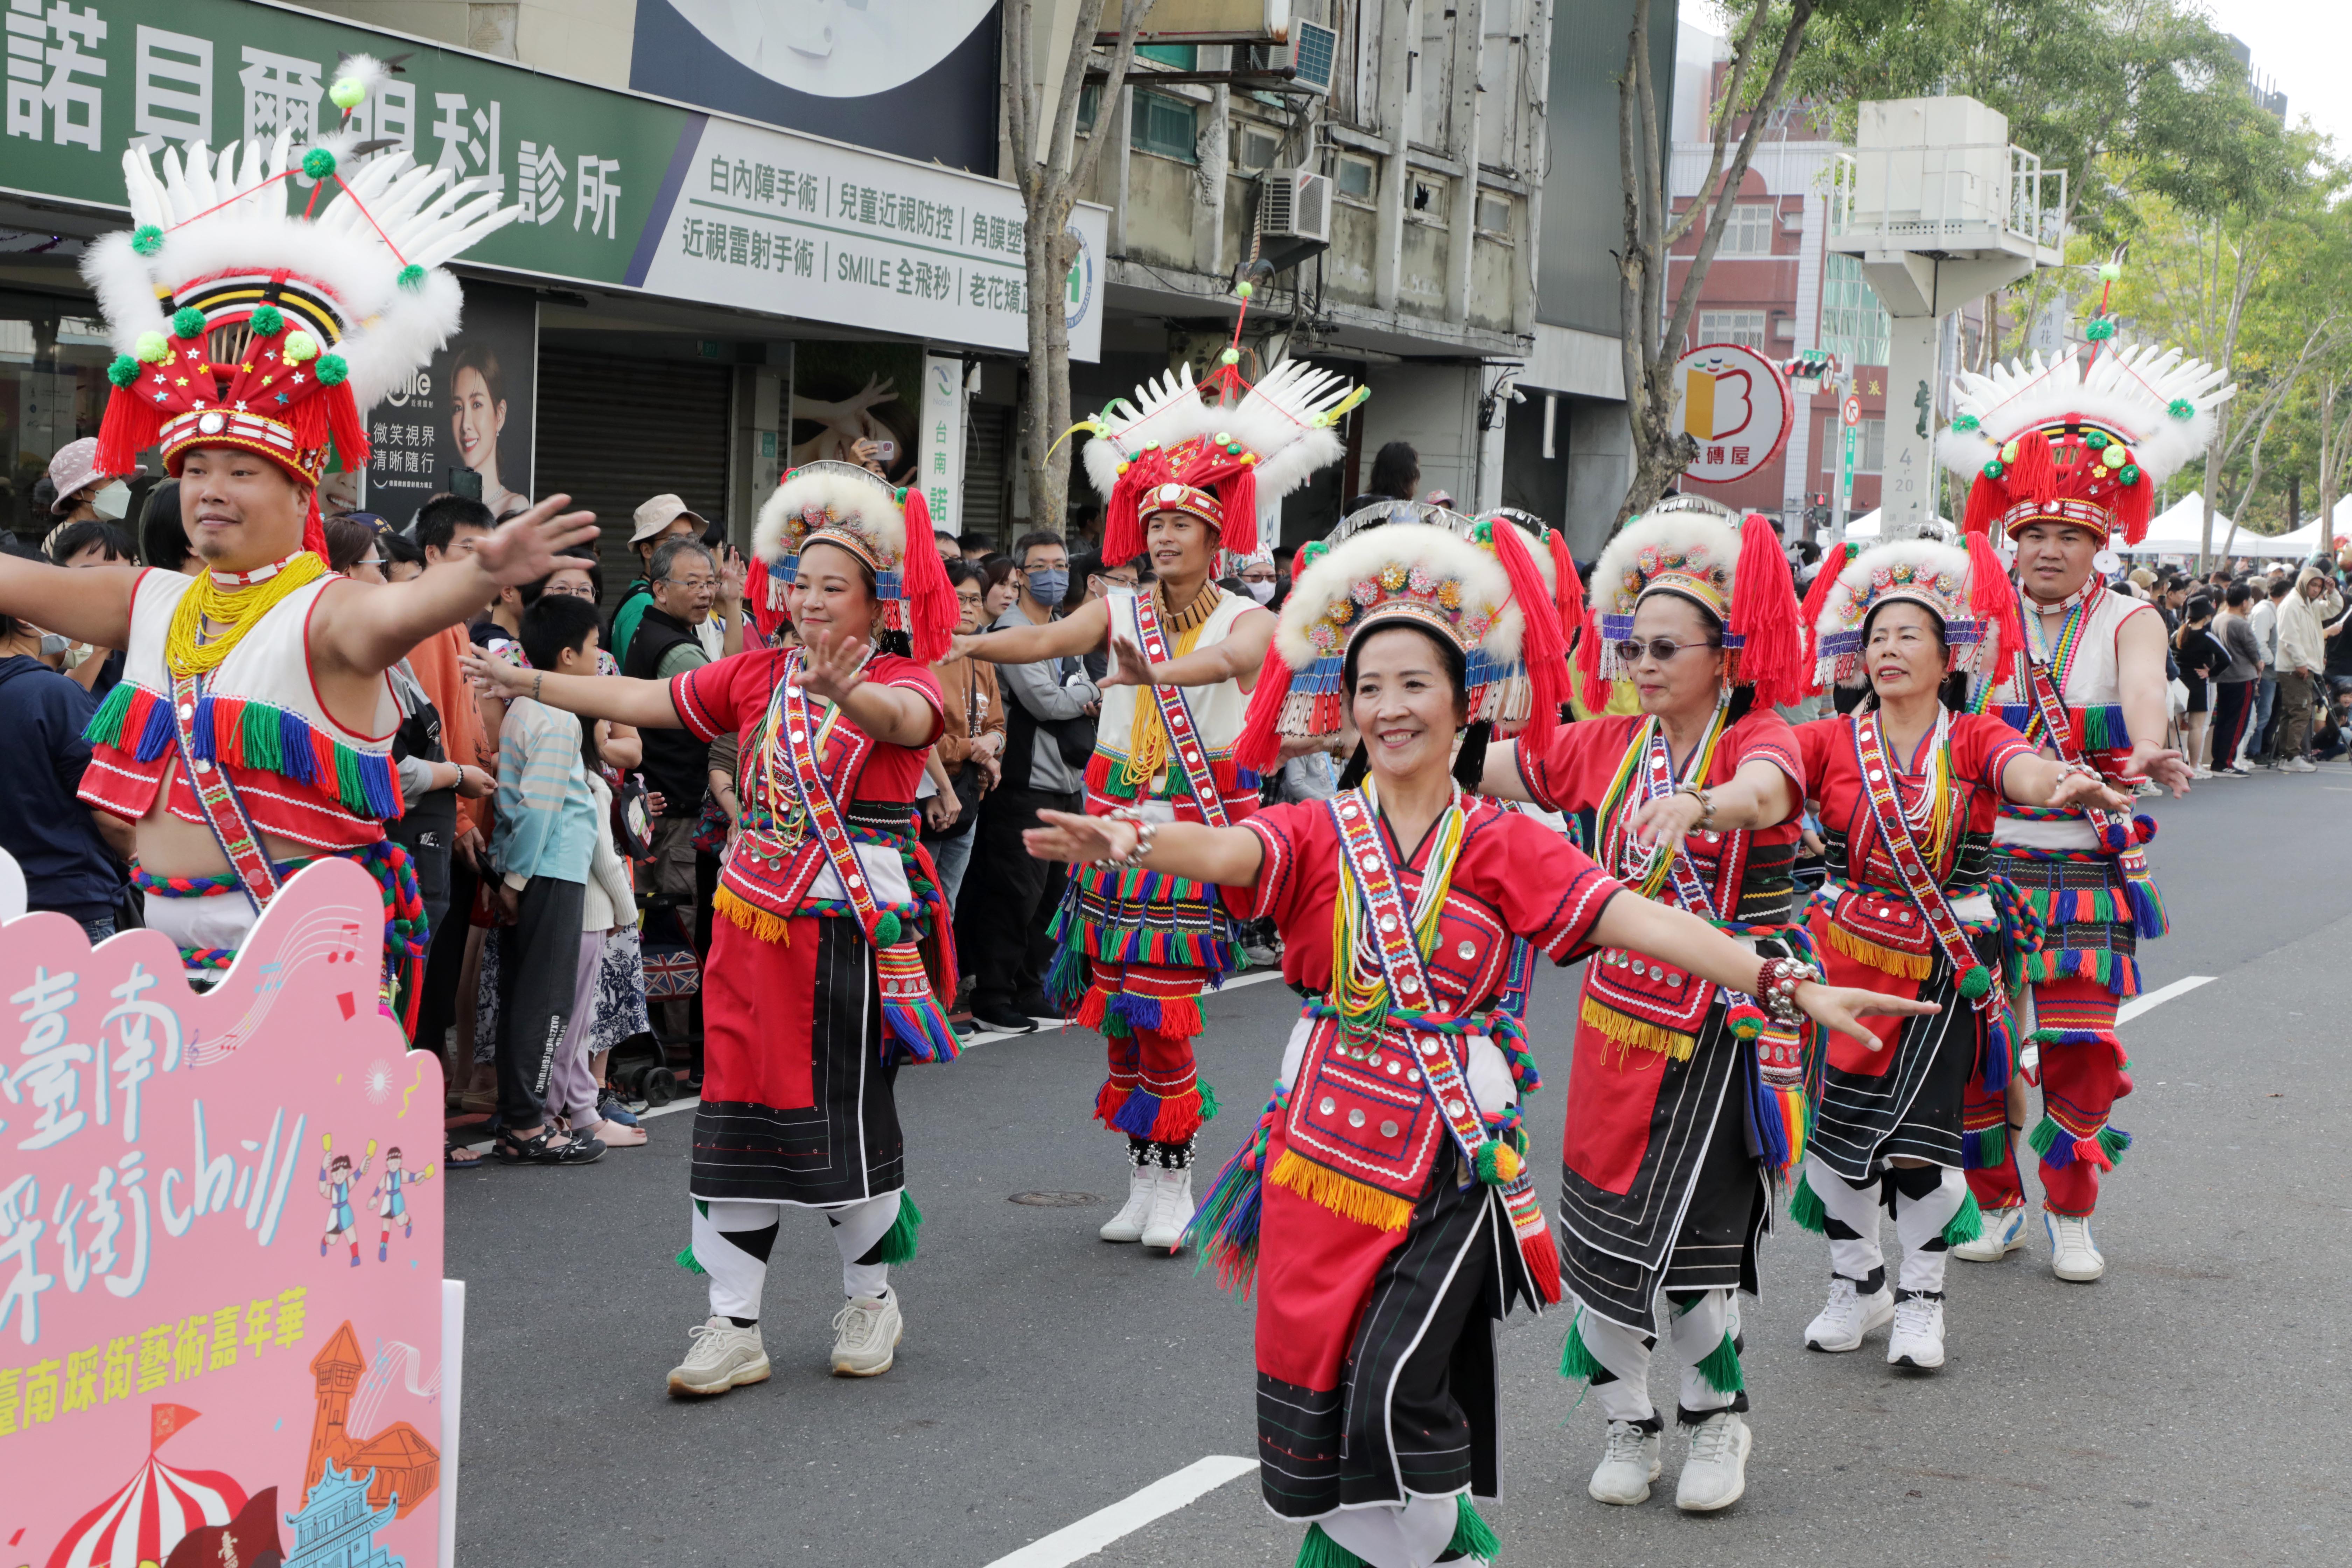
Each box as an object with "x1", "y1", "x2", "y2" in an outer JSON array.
[
  {"x1": 1235, "y1": 121, "x2": 1284, "y2": 172},
  {"x1": 1132, "y1": 90, "x2": 1199, "y2": 162},
  {"x1": 1475, "y1": 193, "x2": 1512, "y2": 236},
  {"x1": 1410, "y1": 175, "x2": 1448, "y2": 221},
  {"x1": 1716, "y1": 202, "x2": 1776, "y2": 256},
  {"x1": 1138, "y1": 43, "x2": 1198, "y2": 68},
  {"x1": 1077, "y1": 82, "x2": 1101, "y2": 135},
  {"x1": 1821, "y1": 414, "x2": 1887, "y2": 476},
  {"x1": 1335, "y1": 152, "x2": 1377, "y2": 202},
  {"x1": 1697, "y1": 310, "x2": 1768, "y2": 351},
  {"x1": 1821, "y1": 253, "x2": 1890, "y2": 368}
]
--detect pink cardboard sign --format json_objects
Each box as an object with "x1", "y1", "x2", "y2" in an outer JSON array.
[{"x1": 1, "y1": 859, "x2": 447, "y2": 1568}]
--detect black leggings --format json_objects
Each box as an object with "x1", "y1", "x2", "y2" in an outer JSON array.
[
  {"x1": 2212, "y1": 679, "x2": 2256, "y2": 769},
  {"x1": 493, "y1": 875, "x2": 586, "y2": 1129}
]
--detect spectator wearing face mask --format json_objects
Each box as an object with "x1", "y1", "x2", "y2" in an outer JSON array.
[
  {"x1": 41, "y1": 438, "x2": 136, "y2": 534},
  {"x1": 1237, "y1": 551, "x2": 1279, "y2": 607},
  {"x1": 44, "y1": 518, "x2": 135, "y2": 697}
]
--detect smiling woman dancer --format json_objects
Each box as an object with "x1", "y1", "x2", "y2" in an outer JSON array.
[
  {"x1": 1789, "y1": 537, "x2": 2133, "y2": 1373},
  {"x1": 1027, "y1": 521, "x2": 1931, "y2": 1568},
  {"x1": 1477, "y1": 503, "x2": 1811, "y2": 1514},
  {"x1": 469, "y1": 462, "x2": 961, "y2": 1395}
]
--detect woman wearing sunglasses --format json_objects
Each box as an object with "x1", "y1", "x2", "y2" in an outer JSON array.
[
  {"x1": 1787, "y1": 539, "x2": 2129, "y2": 1374},
  {"x1": 1479, "y1": 505, "x2": 1812, "y2": 1514}
]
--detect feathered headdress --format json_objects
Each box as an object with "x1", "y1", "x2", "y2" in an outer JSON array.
[
  {"x1": 1942, "y1": 341, "x2": 2234, "y2": 547},
  {"x1": 1587, "y1": 507, "x2": 1807, "y2": 707},
  {"x1": 752, "y1": 461, "x2": 955, "y2": 662},
  {"x1": 1077, "y1": 358, "x2": 1363, "y2": 565},
  {"x1": 1231, "y1": 516, "x2": 1576, "y2": 772},
  {"x1": 84, "y1": 56, "x2": 517, "y2": 558},
  {"x1": 1807, "y1": 537, "x2": 2016, "y2": 688}
]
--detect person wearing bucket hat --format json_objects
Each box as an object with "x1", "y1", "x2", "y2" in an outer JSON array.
[
  {"x1": 1941, "y1": 331, "x2": 2213, "y2": 1282},
  {"x1": 465, "y1": 458, "x2": 962, "y2": 1394},
  {"x1": 1786, "y1": 537, "x2": 2132, "y2": 1373},
  {"x1": 956, "y1": 356, "x2": 1362, "y2": 1254},
  {"x1": 43, "y1": 436, "x2": 138, "y2": 527},
  {"x1": 1023, "y1": 519, "x2": 1930, "y2": 1568},
  {"x1": 612, "y1": 492, "x2": 746, "y2": 669},
  {"x1": 1475, "y1": 502, "x2": 1812, "y2": 1513},
  {"x1": 0, "y1": 63, "x2": 600, "y2": 1007}
]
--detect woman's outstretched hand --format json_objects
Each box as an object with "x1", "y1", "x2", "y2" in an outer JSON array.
[
  {"x1": 2049, "y1": 769, "x2": 2134, "y2": 814},
  {"x1": 1024, "y1": 807, "x2": 1132, "y2": 865},
  {"x1": 459, "y1": 649, "x2": 528, "y2": 698},
  {"x1": 798, "y1": 628, "x2": 873, "y2": 706},
  {"x1": 1795, "y1": 981, "x2": 1939, "y2": 1049}
]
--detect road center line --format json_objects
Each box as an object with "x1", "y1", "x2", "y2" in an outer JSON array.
[
  {"x1": 983, "y1": 1455, "x2": 1258, "y2": 1568},
  {"x1": 2116, "y1": 974, "x2": 2216, "y2": 1025}
]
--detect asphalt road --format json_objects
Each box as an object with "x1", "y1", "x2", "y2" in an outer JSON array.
[{"x1": 446, "y1": 763, "x2": 2352, "y2": 1566}]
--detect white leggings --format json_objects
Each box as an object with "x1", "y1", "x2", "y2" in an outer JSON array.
[
  {"x1": 1317, "y1": 1494, "x2": 1458, "y2": 1568},
  {"x1": 1806, "y1": 1153, "x2": 1966, "y2": 1295},
  {"x1": 693, "y1": 1192, "x2": 902, "y2": 1318},
  {"x1": 1575, "y1": 1288, "x2": 1744, "y2": 1426}
]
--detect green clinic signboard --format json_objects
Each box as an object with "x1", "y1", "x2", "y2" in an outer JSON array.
[{"x1": 0, "y1": 0, "x2": 1105, "y2": 358}]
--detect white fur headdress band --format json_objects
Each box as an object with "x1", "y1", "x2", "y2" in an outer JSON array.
[
  {"x1": 752, "y1": 461, "x2": 956, "y2": 662},
  {"x1": 86, "y1": 55, "x2": 517, "y2": 538},
  {"x1": 1808, "y1": 538, "x2": 2007, "y2": 688},
  {"x1": 1585, "y1": 508, "x2": 1809, "y2": 707},
  {"x1": 1231, "y1": 517, "x2": 1579, "y2": 772}
]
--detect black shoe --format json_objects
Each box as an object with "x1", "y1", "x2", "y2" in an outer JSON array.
[
  {"x1": 1012, "y1": 990, "x2": 1056, "y2": 1019},
  {"x1": 971, "y1": 1003, "x2": 1039, "y2": 1034}
]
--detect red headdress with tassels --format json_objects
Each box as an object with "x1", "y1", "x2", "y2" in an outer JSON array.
[
  {"x1": 84, "y1": 55, "x2": 518, "y2": 560},
  {"x1": 1079, "y1": 298, "x2": 1363, "y2": 570},
  {"x1": 753, "y1": 462, "x2": 957, "y2": 663},
  {"x1": 1809, "y1": 537, "x2": 2009, "y2": 689},
  {"x1": 1232, "y1": 517, "x2": 1562, "y2": 774},
  {"x1": 1586, "y1": 501, "x2": 1808, "y2": 701}
]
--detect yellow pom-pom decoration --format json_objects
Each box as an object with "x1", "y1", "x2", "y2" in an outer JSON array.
[
  {"x1": 1236, "y1": 281, "x2": 1254, "y2": 299},
  {"x1": 1219, "y1": 347, "x2": 1240, "y2": 365},
  {"x1": 329, "y1": 76, "x2": 367, "y2": 111},
  {"x1": 2001, "y1": 440, "x2": 2019, "y2": 462}
]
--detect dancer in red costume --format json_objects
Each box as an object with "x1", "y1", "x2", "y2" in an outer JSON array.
[
  {"x1": 1939, "y1": 330, "x2": 2212, "y2": 1281},
  {"x1": 1027, "y1": 519, "x2": 1929, "y2": 1568}
]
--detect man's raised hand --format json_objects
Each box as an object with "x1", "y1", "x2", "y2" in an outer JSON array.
[{"x1": 472, "y1": 493, "x2": 601, "y2": 587}]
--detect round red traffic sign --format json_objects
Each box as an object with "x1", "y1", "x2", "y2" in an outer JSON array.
[{"x1": 1842, "y1": 394, "x2": 1863, "y2": 427}]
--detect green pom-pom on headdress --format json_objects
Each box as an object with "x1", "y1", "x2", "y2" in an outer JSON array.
[
  {"x1": 315, "y1": 354, "x2": 349, "y2": 386},
  {"x1": 301, "y1": 146, "x2": 337, "y2": 180},
  {"x1": 2168, "y1": 398, "x2": 2196, "y2": 421},
  {"x1": 2119, "y1": 463, "x2": 2141, "y2": 486},
  {"x1": 107, "y1": 355, "x2": 140, "y2": 387},
  {"x1": 396, "y1": 263, "x2": 427, "y2": 291},
  {"x1": 2083, "y1": 316, "x2": 2116, "y2": 342},
  {"x1": 1951, "y1": 413, "x2": 1979, "y2": 433},
  {"x1": 170, "y1": 306, "x2": 206, "y2": 340},
  {"x1": 871, "y1": 910, "x2": 902, "y2": 947},
  {"x1": 131, "y1": 225, "x2": 164, "y2": 257},
  {"x1": 249, "y1": 304, "x2": 285, "y2": 337},
  {"x1": 1982, "y1": 460, "x2": 2004, "y2": 480}
]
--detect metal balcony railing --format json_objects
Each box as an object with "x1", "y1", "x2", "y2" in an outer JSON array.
[{"x1": 1829, "y1": 145, "x2": 2066, "y2": 260}]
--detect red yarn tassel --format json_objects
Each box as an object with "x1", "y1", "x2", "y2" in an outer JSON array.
[
  {"x1": 96, "y1": 385, "x2": 163, "y2": 476},
  {"x1": 1962, "y1": 474, "x2": 2008, "y2": 538},
  {"x1": 896, "y1": 486, "x2": 957, "y2": 663},
  {"x1": 1490, "y1": 520, "x2": 1565, "y2": 741},
  {"x1": 324, "y1": 384, "x2": 371, "y2": 473},
  {"x1": 1800, "y1": 541, "x2": 1856, "y2": 694},
  {"x1": 1216, "y1": 464, "x2": 1259, "y2": 558},
  {"x1": 1966, "y1": 525, "x2": 2023, "y2": 673},
  {"x1": 1102, "y1": 465, "x2": 1145, "y2": 567},
  {"x1": 743, "y1": 555, "x2": 789, "y2": 642},
  {"x1": 2112, "y1": 473, "x2": 2152, "y2": 546},
  {"x1": 2007, "y1": 429, "x2": 2056, "y2": 507},
  {"x1": 1546, "y1": 525, "x2": 1594, "y2": 671},
  {"x1": 1230, "y1": 635, "x2": 1296, "y2": 775},
  {"x1": 302, "y1": 491, "x2": 329, "y2": 563},
  {"x1": 1729, "y1": 512, "x2": 1806, "y2": 708}
]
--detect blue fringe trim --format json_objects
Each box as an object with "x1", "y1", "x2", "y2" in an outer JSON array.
[
  {"x1": 882, "y1": 999, "x2": 962, "y2": 1065},
  {"x1": 1982, "y1": 1004, "x2": 2013, "y2": 1095}
]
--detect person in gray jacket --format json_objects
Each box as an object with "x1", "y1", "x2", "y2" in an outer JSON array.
[{"x1": 957, "y1": 530, "x2": 1097, "y2": 1033}]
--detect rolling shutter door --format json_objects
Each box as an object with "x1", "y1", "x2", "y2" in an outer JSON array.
[
  {"x1": 962, "y1": 401, "x2": 1011, "y2": 544},
  {"x1": 534, "y1": 348, "x2": 734, "y2": 606}
]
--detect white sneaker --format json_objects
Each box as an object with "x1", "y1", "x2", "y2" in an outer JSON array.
[
  {"x1": 1588, "y1": 1419, "x2": 1662, "y2": 1505},
  {"x1": 666, "y1": 1316, "x2": 770, "y2": 1397},
  {"x1": 2046, "y1": 1212, "x2": 2105, "y2": 1282},
  {"x1": 1951, "y1": 1203, "x2": 2028, "y2": 1262},
  {"x1": 2284, "y1": 756, "x2": 2317, "y2": 773},
  {"x1": 1804, "y1": 1276, "x2": 1895, "y2": 1352},
  {"x1": 830, "y1": 1293, "x2": 904, "y2": 1376},
  {"x1": 1674, "y1": 1411, "x2": 1751, "y2": 1512},
  {"x1": 1886, "y1": 1290, "x2": 1946, "y2": 1370},
  {"x1": 1140, "y1": 1164, "x2": 1195, "y2": 1253},
  {"x1": 1099, "y1": 1161, "x2": 1154, "y2": 1242}
]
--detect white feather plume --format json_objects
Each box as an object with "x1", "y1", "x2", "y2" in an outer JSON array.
[
  {"x1": 1942, "y1": 341, "x2": 2234, "y2": 491},
  {"x1": 1080, "y1": 357, "x2": 1353, "y2": 502}
]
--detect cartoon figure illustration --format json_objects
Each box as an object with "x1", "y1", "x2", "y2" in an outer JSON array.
[
  {"x1": 318, "y1": 1134, "x2": 376, "y2": 1268},
  {"x1": 370, "y1": 1145, "x2": 436, "y2": 1262}
]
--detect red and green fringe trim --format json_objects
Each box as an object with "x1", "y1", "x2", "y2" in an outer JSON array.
[
  {"x1": 1083, "y1": 746, "x2": 1259, "y2": 804},
  {"x1": 86, "y1": 680, "x2": 405, "y2": 820},
  {"x1": 2019, "y1": 944, "x2": 2141, "y2": 997},
  {"x1": 2027, "y1": 1114, "x2": 2132, "y2": 1172},
  {"x1": 1961, "y1": 1120, "x2": 2009, "y2": 1171},
  {"x1": 1100, "y1": 1077, "x2": 1218, "y2": 1143},
  {"x1": 1296, "y1": 1525, "x2": 1367, "y2": 1568},
  {"x1": 1942, "y1": 1189, "x2": 1984, "y2": 1246},
  {"x1": 1184, "y1": 1091, "x2": 1284, "y2": 1297}
]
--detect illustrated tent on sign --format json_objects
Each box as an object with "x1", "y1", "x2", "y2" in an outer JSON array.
[{"x1": 46, "y1": 1406, "x2": 245, "y2": 1568}]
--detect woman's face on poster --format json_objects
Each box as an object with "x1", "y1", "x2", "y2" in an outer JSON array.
[{"x1": 451, "y1": 365, "x2": 506, "y2": 474}]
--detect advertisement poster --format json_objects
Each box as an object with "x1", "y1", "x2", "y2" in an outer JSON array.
[
  {"x1": 1669, "y1": 342, "x2": 1793, "y2": 486},
  {"x1": 364, "y1": 282, "x2": 539, "y2": 524},
  {"x1": 0, "y1": 860, "x2": 449, "y2": 1568},
  {"x1": 630, "y1": 0, "x2": 1001, "y2": 173},
  {"x1": 789, "y1": 340, "x2": 927, "y2": 488}
]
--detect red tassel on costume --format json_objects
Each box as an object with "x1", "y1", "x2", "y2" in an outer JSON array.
[
  {"x1": 1489, "y1": 520, "x2": 1566, "y2": 741},
  {"x1": 1966, "y1": 525, "x2": 2023, "y2": 672},
  {"x1": 1962, "y1": 474, "x2": 2007, "y2": 538},
  {"x1": 1799, "y1": 541, "x2": 1854, "y2": 695},
  {"x1": 2113, "y1": 473, "x2": 2152, "y2": 546},
  {"x1": 1231, "y1": 635, "x2": 1296, "y2": 775},
  {"x1": 97, "y1": 387, "x2": 163, "y2": 476},
  {"x1": 2072, "y1": 1135, "x2": 2114, "y2": 1172},
  {"x1": 324, "y1": 384, "x2": 371, "y2": 472},
  {"x1": 1102, "y1": 465, "x2": 1145, "y2": 567},
  {"x1": 1518, "y1": 1228, "x2": 1564, "y2": 1304},
  {"x1": 1729, "y1": 512, "x2": 1806, "y2": 707},
  {"x1": 302, "y1": 492, "x2": 329, "y2": 562},
  {"x1": 1546, "y1": 526, "x2": 1593, "y2": 668},
  {"x1": 1216, "y1": 464, "x2": 1259, "y2": 558},
  {"x1": 897, "y1": 486, "x2": 957, "y2": 662},
  {"x1": 2007, "y1": 429, "x2": 2057, "y2": 506}
]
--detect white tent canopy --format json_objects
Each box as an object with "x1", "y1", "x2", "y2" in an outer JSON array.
[
  {"x1": 2126, "y1": 493, "x2": 2325, "y2": 558},
  {"x1": 1835, "y1": 509, "x2": 1953, "y2": 542}
]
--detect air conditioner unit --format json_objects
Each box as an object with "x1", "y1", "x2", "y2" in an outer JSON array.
[
  {"x1": 1259, "y1": 168, "x2": 1331, "y2": 243},
  {"x1": 1287, "y1": 20, "x2": 1339, "y2": 94}
]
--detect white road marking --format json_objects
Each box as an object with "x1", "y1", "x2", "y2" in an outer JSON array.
[
  {"x1": 983, "y1": 1455, "x2": 1258, "y2": 1568},
  {"x1": 2116, "y1": 974, "x2": 2216, "y2": 1025}
]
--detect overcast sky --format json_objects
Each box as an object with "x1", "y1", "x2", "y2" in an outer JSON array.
[{"x1": 2205, "y1": 0, "x2": 2347, "y2": 157}]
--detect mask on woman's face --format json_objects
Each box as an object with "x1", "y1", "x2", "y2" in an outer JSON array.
[
  {"x1": 1244, "y1": 579, "x2": 1276, "y2": 604},
  {"x1": 90, "y1": 482, "x2": 131, "y2": 520}
]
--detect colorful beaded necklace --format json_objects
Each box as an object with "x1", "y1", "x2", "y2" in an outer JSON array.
[
  {"x1": 1594, "y1": 692, "x2": 1729, "y2": 899},
  {"x1": 1329, "y1": 779, "x2": 1467, "y2": 1044},
  {"x1": 166, "y1": 549, "x2": 329, "y2": 677}
]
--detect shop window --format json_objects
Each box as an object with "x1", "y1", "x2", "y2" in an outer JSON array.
[
  {"x1": 1132, "y1": 91, "x2": 1199, "y2": 162},
  {"x1": 0, "y1": 289, "x2": 112, "y2": 546},
  {"x1": 1235, "y1": 121, "x2": 1284, "y2": 172},
  {"x1": 1335, "y1": 152, "x2": 1377, "y2": 203},
  {"x1": 1717, "y1": 202, "x2": 1776, "y2": 256}
]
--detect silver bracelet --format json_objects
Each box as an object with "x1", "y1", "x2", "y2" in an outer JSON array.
[
  {"x1": 1755, "y1": 956, "x2": 1817, "y2": 1028},
  {"x1": 1097, "y1": 806, "x2": 1156, "y2": 868}
]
